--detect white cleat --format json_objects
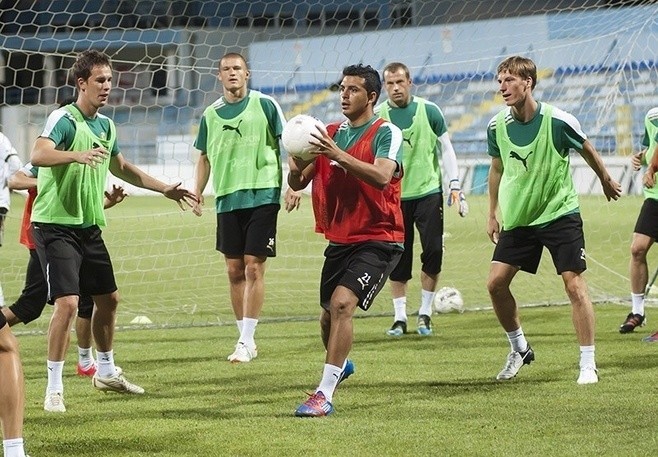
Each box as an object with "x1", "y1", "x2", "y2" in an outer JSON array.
[
  {"x1": 44, "y1": 391, "x2": 66, "y2": 412},
  {"x1": 577, "y1": 365, "x2": 599, "y2": 385},
  {"x1": 496, "y1": 346, "x2": 535, "y2": 380},
  {"x1": 92, "y1": 372, "x2": 145, "y2": 394},
  {"x1": 228, "y1": 342, "x2": 258, "y2": 363}
]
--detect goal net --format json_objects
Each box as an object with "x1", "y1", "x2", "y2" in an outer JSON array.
[{"x1": 1, "y1": 0, "x2": 657, "y2": 330}]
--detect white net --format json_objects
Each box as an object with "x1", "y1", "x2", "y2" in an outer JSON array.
[{"x1": 1, "y1": 1, "x2": 657, "y2": 330}]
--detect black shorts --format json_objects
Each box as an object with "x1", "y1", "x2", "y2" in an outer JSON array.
[
  {"x1": 634, "y1": 198, "x2": 658, "y2": 240},
  {"x1": 492, "y1": 213, "x2": 587, "y2": 275},
  {"x1": 216, "y1": 204, "x2": 280, "y2": 257},
  {"x1": 320, "y1": 242, "x2": 403, "y2": 311},
  {"x1": 390, "y1": 193, "x2": 444, "y2": 282},
  {"x1": 9, "y1": 249, "x2": 95, "y2": 324},
  {"x1": 32, "y1": 223, "x2": 117, "y2": 302}
]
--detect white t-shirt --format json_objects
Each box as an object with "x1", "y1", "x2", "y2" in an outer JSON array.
[{"x1": 0, "y1": 132, "x2": 22, "y2": 211}]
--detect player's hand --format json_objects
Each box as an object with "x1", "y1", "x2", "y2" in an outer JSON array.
[
  {"x1": 644, "y1": 170, "x2": 657, "y2": 189},
  {"x1": 78, "y1": 146, "x2": 109, "y2": 168},
  {"x1": 487, "y1": 216, "x2": 500, "y2": 244},
  {"x1": 601, "y1": 175, "x2": 622, "y2": 201},
  {"x1": 163, "y1": 182, "x2": 197, "y2": 210},
  {"x1": 191, "y1": 193, "x2": 204, "y2": 217},
  {"x1": 284, "y1": 187, "x2": 301, "y2": 212},
  {"x1": 631, "y1": 151, "x2": 644, "y2": 171},
  {"x1": 447, "y1": 180, "x2": 468, "y2": 217},
  {"x1": 104, "y1": 185, "x2": 127, "y2": 209},
  {"x1": 309, "y1": 129, "x2": 342, "y2": 161}
]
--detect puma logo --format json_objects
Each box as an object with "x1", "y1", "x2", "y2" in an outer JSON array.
[
  {"x1": 223, "y1": 119, "x2": 243, "y2": 137},
  {"x1": 510, "y1": 150, "x2": 534, "y2": 171},
  {"x1": 403, "y1": 132, "x2": 413, "y2": 147}
]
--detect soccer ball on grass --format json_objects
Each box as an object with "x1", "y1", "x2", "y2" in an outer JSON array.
[
  {"x1": 433, "y1": 287, "x2": 464, "y2": 314},
  {"x1": 282, "y1": 114, "x2": 326, "y2": 161}
]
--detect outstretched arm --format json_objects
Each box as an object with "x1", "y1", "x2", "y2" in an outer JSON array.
[
  {"x1": 109, "y1": 153, "x2": 197, "y2": 209},
  {"x1": 579, "y1": 140, "x2": 621, "y2": 201}
]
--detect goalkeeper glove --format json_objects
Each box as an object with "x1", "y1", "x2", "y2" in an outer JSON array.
[{"x1": 447, "y1": 180, "x2": 469, "y2": 217}]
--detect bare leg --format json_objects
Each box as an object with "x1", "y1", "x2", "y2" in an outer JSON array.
[
  {"x1": 47, "y1": 295, "x2": 78, "y2": 362},
  {"x1": 487, "y1": 262, "x2": 521, "y2": 332},
  {"x1": 225, "y1": 256, "x2": 246, "y2": 320},
  {"x1": 0, "y1": 325, "x2": 24, "y2": 440},
  {"x1": 562, "y1": 271, "x2": 595, "y2": 346},
  {"x1": 324, "y1": 286, "x2": 358, "y2": 368},
  {"x1": 75, "y1": 317, "x2": 93, "y2": 350},
  {"x1": 242, "y1": 255, "x2": 266, "y2": 319},
  {"x1": 91, "y1": 292, "x2": 119, "y2": 353},
  {"x1": 630, "y1": 232, "x2": 653, "y2": 295}
]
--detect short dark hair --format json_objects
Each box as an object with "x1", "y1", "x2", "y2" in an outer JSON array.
[
  {"x1": 497, "y1": 55, "x2": 538, "y2": 90},
  {"x1": 382, "y1": 62, "x2": 411, "y2": 80},
  {"x1": 71, "y1": 50, "x2": 111, "y2": 87},
  {"x1": 342, "y1": 64, "x2": 382, "y2": 103},
  {"x1": 219, "y1": 52, "x2": 248, "y2": 70}
]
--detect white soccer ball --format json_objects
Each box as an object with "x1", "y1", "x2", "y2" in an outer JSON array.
[
  {"x1": 433, "y1": 287, "x2": 464, "y2": 314},
  {"x1": 282, "y1": 114, "x2": 326, "y2": 161}
]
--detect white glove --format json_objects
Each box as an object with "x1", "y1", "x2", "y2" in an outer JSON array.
[{"x1": 447, "y1": 180, "x2": 469, "y2": 217}]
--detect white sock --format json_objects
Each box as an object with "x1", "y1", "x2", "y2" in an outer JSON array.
[
  {"x1": 631, "y1": 293, "x2": 645, "y2": 316},
  {"x1": 579, "y1": 345, "x2": 596, "y2": 368},
  {"x1": 0, "y1": 282, "x2": 4, "y2": 308},
  {"x1": 236, "y1": 319, "x2": 243, "y2": 334},
  {"x1": 419, "y1": 289, "x2": 435, "y2": 317},
  {"x1": 506, "y1": 328, "x2": 528, "y2": 353},
  {"x1": 96, "y1": 350, "x2": 118, "y2": 378},
  {"x1": 78, "y1": 346, "x2": 94, "y2": 368},
  {"x1": 393, "y1": 297, "x2": 407, "y2": 322},
  {"x1": 316, "y1": 363, "x2": 343, "y2": 403},
  {"x1": 239, "y1": 318, "x2": 258, "y2": 348},
  {"x1": 46, "y1": 360, "x2": 64, "y2": 394},
  {"x1": 3, "y1": 438, "x2": 26, "y2": 457}
]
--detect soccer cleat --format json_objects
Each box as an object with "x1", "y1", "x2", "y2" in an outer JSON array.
[
  {"x1": 44, "y1": 392, "x2": 66, "y2": 413},
  {"x1": 227, "y1": 342, "x2": 258, "y2": 363},
  {"x1": 416, "y1": 314, "x2": 433, "y2": 336},
  {"x1": 294, "y1": 391, "x2": 334, "y2": 417},
  {"x1": 642, "y1": 330, "x2": 658, "y2": 342},
  {"x1": 338, "y1": 359, "x2": 355, "y2": 385},
  {"x1": 76, "y1": 362, "x2": 97, "y2": 377},
  {"x1": 496, "y1": 345, "x2": 535, "y2": 380},
  {"x1": 386, "y1": 320, "x2": 407, "y2": 337},
  {"x1": 577, "y1": 365, "x2": 599, "y2": 384},
  {"x1": 92, "y1": 372, "x2": 144, "y2": 394},
  {"x1": 619, "y1": 313, "x2": 645, "y2": 333}
]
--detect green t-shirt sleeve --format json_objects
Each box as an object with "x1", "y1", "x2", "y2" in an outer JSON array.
[
  {"x1": 374, "y1": 123, "x2": 403, "y2": 176},
  {"x1": 259, "y1": 97, "x2": 285, "y2": 138},
  {"x1": 425, "y1": 102, "x2": 448, "y2": 137},
  {"x1": 553, "y1": 117, "x2": 586, "y2": 154},
  {"x1": 486, "y1": 116, "x2": 500, "y2": 158},
  {"x1": 48, "y1": 115, "x2": 77, "y2": 151},
  {"x1": 194, "y1": 116, "x2": 209, "y2": 155}
]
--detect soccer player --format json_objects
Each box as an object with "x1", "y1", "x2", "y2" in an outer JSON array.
[
  {"x1": 30, "y1": 50, "x2": 196, "y2": 412},
  {"x1": 637, "y1": 116, "x2": 658, "y2": 342},
  {"x1": 288, "y1": 64, "x2": 404, "y2": 416},
  {"x1": 0, "y1": 132, "x2": 22, "y2": 307},
  {"x1": 377, "y1": 62, "x2": 468, "y2": 338},
  {"x1": 193, "y1": 52, "x2": 295, "y2": 363},
  {"x1": 4, "y1": 163, "x2": 126, "y2": 382},
  {"x1": 486, "y1": 55, "x2": 621, "y2": 385},
  {"x1": 619, "y1": 107, "x2": 658, "y2": 335},
  {"x1": 0, "y1": 313, "x2": 27, "y2": 457}
]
